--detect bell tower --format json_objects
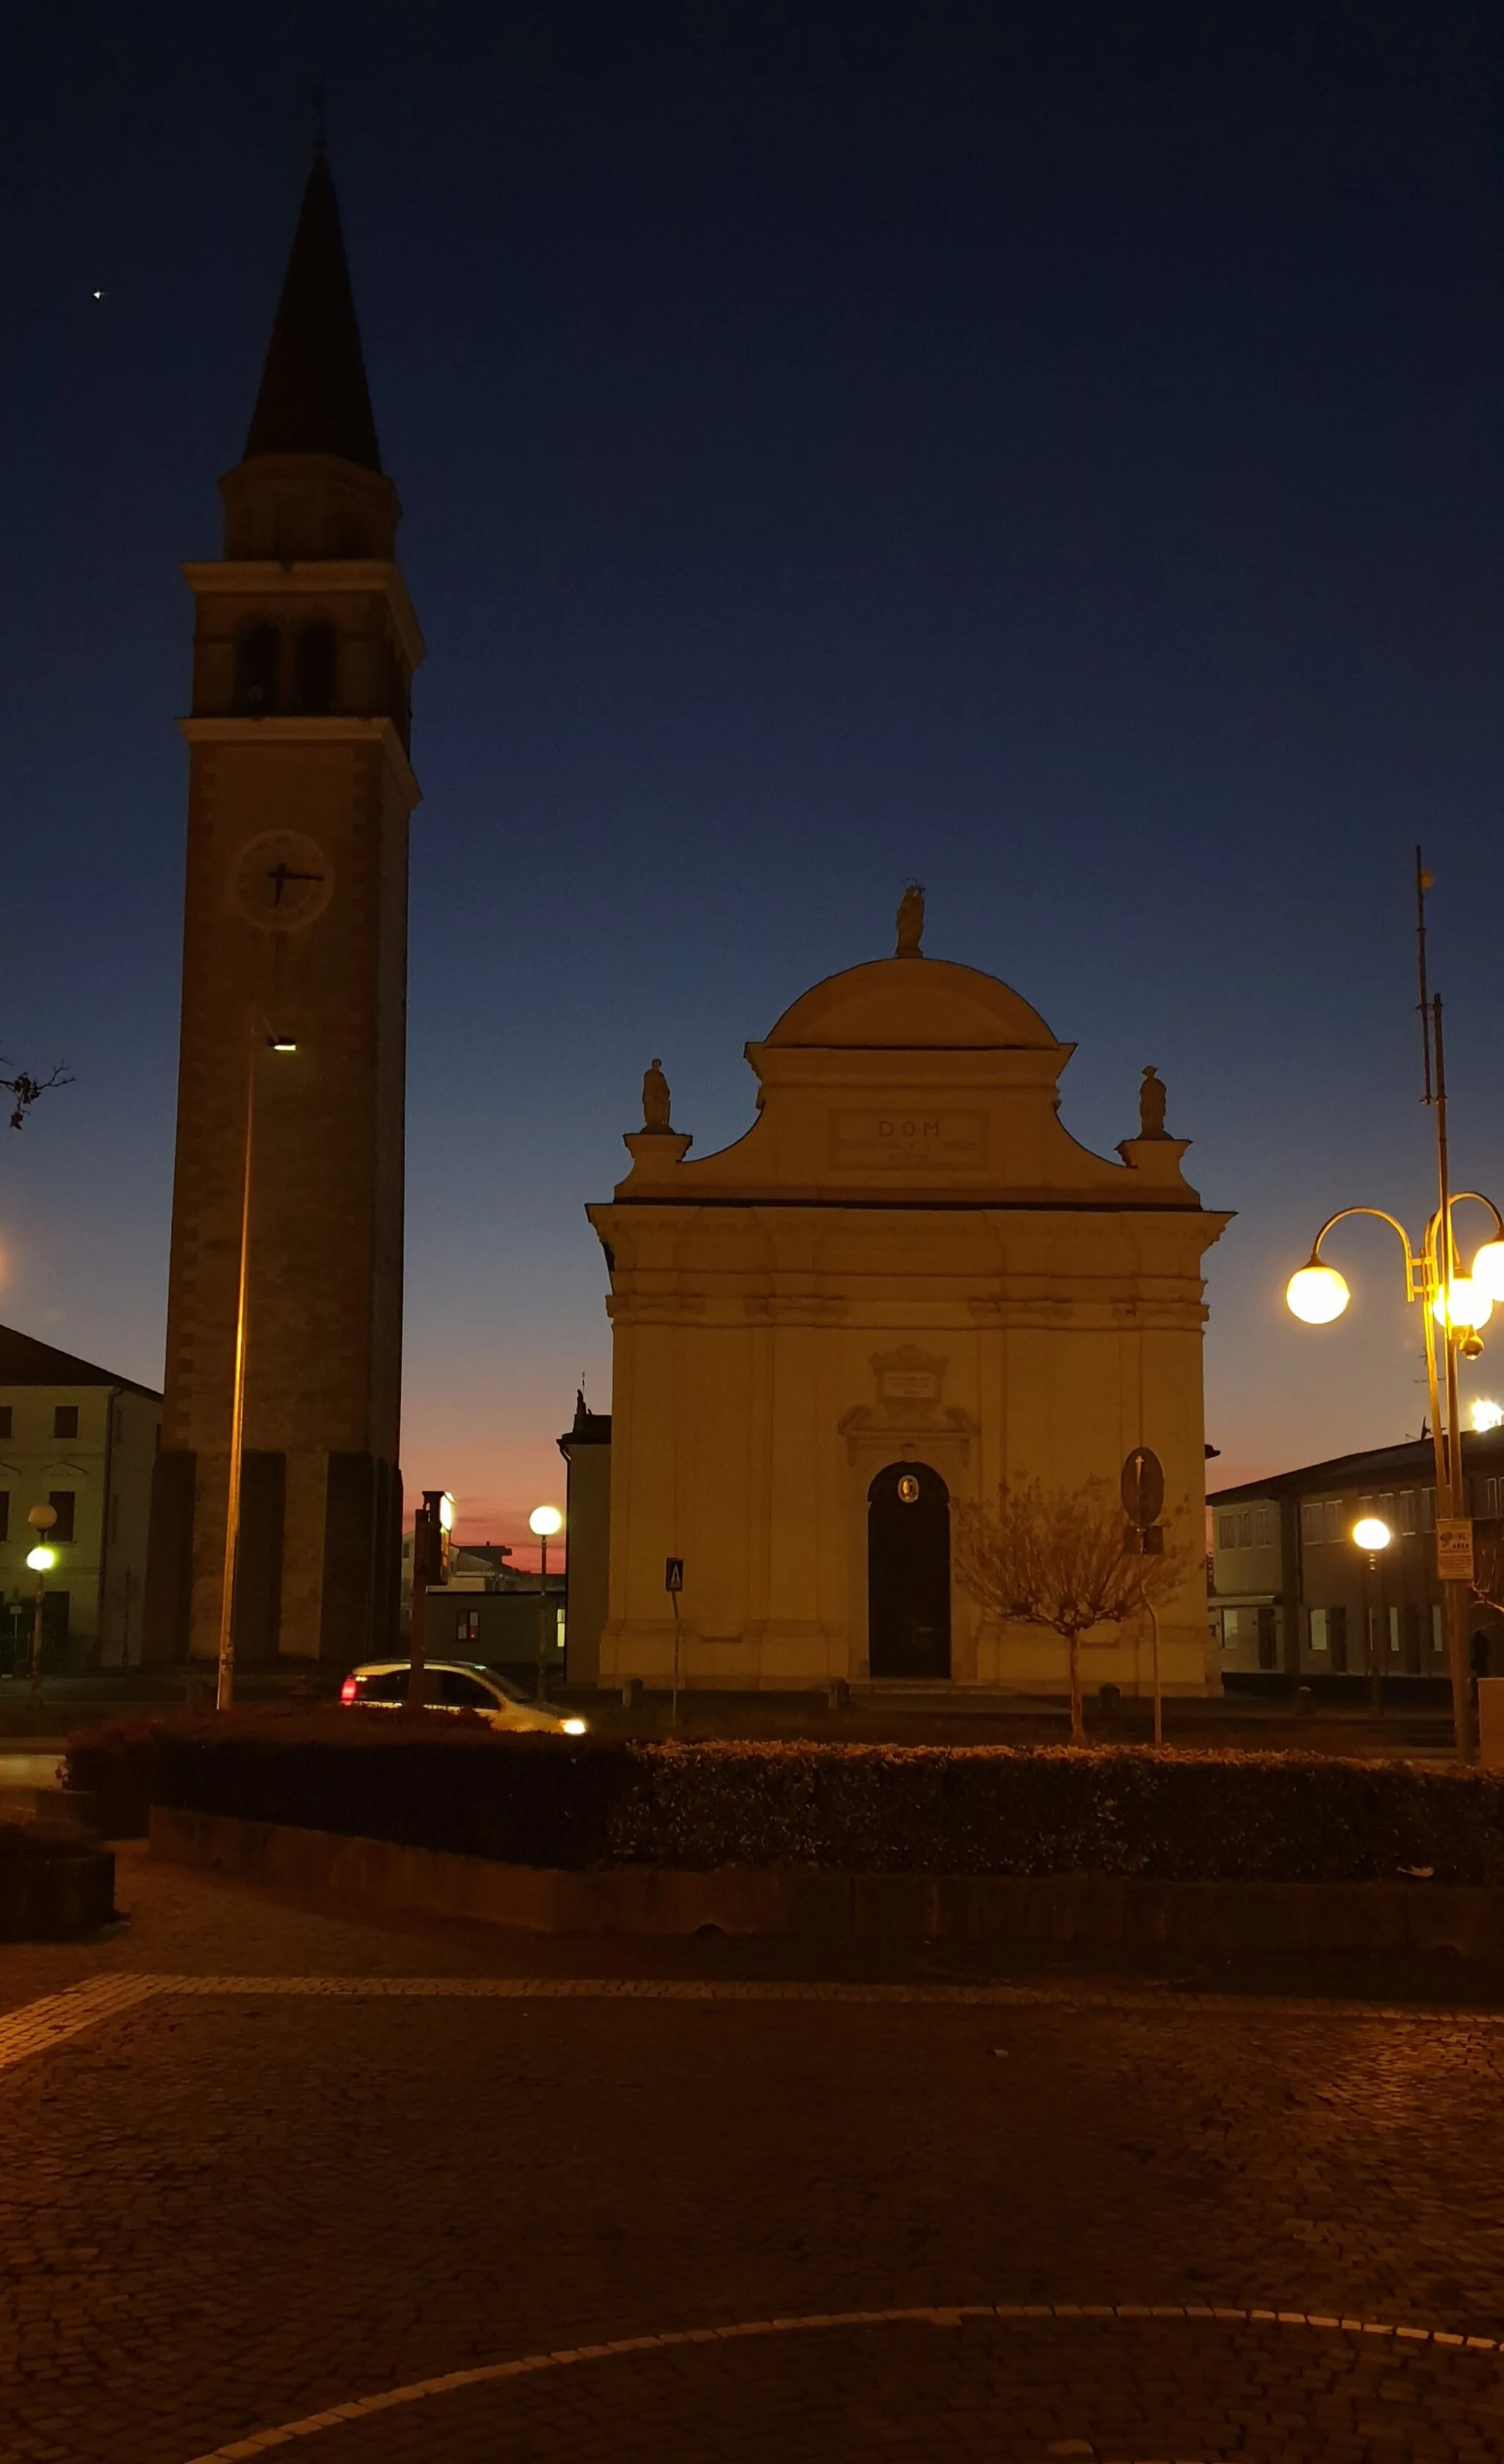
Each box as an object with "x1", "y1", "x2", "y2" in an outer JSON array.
[{"x1": 144, "y1": 148, "x2": 423, "y2": 1672}]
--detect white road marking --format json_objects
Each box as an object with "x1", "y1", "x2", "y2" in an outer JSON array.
[{"x1": 175, "y1": 2302, "x2": 1503, "y2": 2461}]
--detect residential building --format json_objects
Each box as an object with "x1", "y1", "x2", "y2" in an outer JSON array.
[
  {"x1": 0, "y1": 1326, "x2": 162, "y2": 1671},
  {"x1": 1209, "y1": 1431, "x2": 1504, "y2": 1680},
  {"x1": 419, "y1": 1579, "x2": 565, "y2": 1677}
]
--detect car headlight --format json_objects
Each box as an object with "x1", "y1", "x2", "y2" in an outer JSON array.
[{"x1": 561, "y1": 1718, "x2": 588, "y2": 1735}]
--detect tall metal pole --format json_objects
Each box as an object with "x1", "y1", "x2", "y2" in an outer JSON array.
[
  {"x1": 216, "y1": 1028, "x2": 258, "y2": 1713},
  {"x1": 1416, "y1": 845, "x2": 1434, "y2": 1105},
  {"x1": 537, "y1": 1531, "x2": 550, "y2": 1701},
  {"x1": 1432, "y1": 996, "x2": 1475, "y2": 1760},
  {"x1": 1364, "y1": 1544, "x2": 1384, "y2": 1714},
  {"x1": 408, "y1": 1512, "x2": 429, "y2": 1713},
  {"x1": 29, "y1": 1563, "x2": 46, "y2": 1705}
]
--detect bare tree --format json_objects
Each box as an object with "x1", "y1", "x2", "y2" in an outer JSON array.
[
  {"x1": 953, "y1": 1475, "x2": 1190, "y2": 1744},
  {"x1": 1, "y1": 1061, "x2": 70, "y2": 1132}
]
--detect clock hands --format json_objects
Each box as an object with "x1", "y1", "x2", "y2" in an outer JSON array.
[{"x1": 264, "y1": 860, "x2": 325, "y2": 907}]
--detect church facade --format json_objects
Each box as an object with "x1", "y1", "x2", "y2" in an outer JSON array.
[{"x1": 587, "y1": 902, "x2": 1230, "y2": 1696}]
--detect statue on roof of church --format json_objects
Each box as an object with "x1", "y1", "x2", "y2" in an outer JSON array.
[
  {"x1": 895, "y1": 881, "x2": 925, "y2": 958},
  {"x1": 641, "y1": 1058, "x2": 673, "y2": 1132},
  {"x1": 1138, "y1": 1065, "x2": 1168, "y2": 1139}
]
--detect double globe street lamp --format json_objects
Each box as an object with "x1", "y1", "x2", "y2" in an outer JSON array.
[
  {"x1": 1287, "y1": 1201, "x2": 1504, "y2": 1757},
  {"x1": 1287, "y1": 866, "x2": 1501, "y2": 1762}
]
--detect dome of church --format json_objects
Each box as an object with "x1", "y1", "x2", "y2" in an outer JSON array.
[{"x1": 762, "y1": 955, "x2": 1059, "y2": 1052}]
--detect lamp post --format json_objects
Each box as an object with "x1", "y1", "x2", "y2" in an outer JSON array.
[
  {"x1": 529, "y1": 1505, "x2": 563, "y2": 1702},
  {"x1": 1286, "y1": 888, "x2": 1504, "y2": 1757},
  {"x1": 1288, "y1": 1190, "x2": 1502, "y2": 1760},
  {"x1": 24, "y1": 1503, "x2": 57, "y2": 1705},
  {"x1": 1351, "y1": 1514, "x2": 1393, "y2": 1713},
  {"x1": 216, "y1": 1022, "x2": 298, "y2": 1713}
]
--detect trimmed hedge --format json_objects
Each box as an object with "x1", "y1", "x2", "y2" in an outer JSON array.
[{"x1": 70, "y1": 1716, "x2": 1504, "y2": 1885}]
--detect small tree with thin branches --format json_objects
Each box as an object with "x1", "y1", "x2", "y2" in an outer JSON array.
[{"x1": 953, "y1": 1475, "x2": 1190, "y2": 1744}]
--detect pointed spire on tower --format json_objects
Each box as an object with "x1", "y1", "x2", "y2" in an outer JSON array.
[{"x1": 243, "y1": 148, "x2": 382, "y2": 471}]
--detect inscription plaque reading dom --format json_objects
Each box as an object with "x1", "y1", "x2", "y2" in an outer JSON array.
[{"x1": 831, "y1": 1110, "x2": 987, "y2": 1169}]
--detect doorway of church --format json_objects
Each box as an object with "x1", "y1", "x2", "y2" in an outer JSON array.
[{"x1": 867, "y1": 1461, "x2": 951, "y2": 1679}]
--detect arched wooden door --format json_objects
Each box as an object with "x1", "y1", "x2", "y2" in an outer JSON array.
[{"x1": 867, "y1": 1461, "x2": 951, "y2": 1679}]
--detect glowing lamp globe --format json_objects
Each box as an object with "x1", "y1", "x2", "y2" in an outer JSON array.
[
  {"x1": 1351, "y1": 1517, "x2": 1392, "y2": 1553},
  {"x1": 1287, "y1": 1264, "x2": 1350, "y2": 1325},
  {"x1": 529, "y1": 1505, "x2": 563, "y2": 1539},
  {"x1": 25, "y1": 1545, "x2": 56, "y2": 1573},
  {"x1": 1432, "y1": 1279, "x2": 1492, "y2": 1332},
  {"x1": 1472, "y1": 1240, "x2": 1504, "y2": 1304},
  {"x1": 1472, "y1": 1400, "x2": 1504, "y2": 1434}
]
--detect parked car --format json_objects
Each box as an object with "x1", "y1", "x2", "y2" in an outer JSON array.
[{"x1": 340, "y1": 1660, "x2": 588, "y2": 1735}]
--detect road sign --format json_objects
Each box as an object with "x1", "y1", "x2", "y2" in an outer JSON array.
[
  {"x1": 1120, "y1": 1447, "x2": 1165, "y2": 1529},
  {"x1": 665, "y1": 1557, "x2": 684, "y2": 1593},
  {"x1": 1436, "y1": 1519, "x2": 1475, "y2": 1582}
]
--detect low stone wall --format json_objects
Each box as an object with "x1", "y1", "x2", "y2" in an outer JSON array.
[{"x1": 149, "y1": 1805, "x2": 1504, "y2": 1954}]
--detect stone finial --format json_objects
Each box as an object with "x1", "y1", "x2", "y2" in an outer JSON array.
[
  {"x1": 895, "y1": 881, "x2": 925, "y2": 958},
  {"x1": 641, "y1": 1058, "x2": 673, "y2": 1132},
  {"x1": 1138, "y1": 1065, "x2": 1168, "y2": 1139}
]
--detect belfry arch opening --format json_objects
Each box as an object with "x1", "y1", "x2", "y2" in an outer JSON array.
[{"x1": 867, "y1": 1461, "x2": 951, "y2": 1680}]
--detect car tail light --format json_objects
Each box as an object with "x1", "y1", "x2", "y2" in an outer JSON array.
[{"x1": 340, "y1": 1677, "x2": 358, "y2": 1705}]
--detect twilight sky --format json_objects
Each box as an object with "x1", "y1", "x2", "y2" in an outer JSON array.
[{"x1": 4, "y1": 1, "x2": 1503, "y2": 1562}]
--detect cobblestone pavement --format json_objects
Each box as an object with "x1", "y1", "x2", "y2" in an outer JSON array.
[{"x1": 6, "y1": 1851, "x2": 1504, "y2": 2461}]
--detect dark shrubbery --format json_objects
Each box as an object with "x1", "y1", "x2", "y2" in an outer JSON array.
[{"x1": 70, "y1": 1717, "x2": 1504, "y2": 1885}]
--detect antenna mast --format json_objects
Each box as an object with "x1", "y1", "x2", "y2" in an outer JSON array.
[{"x1": 1416, "y1": 843, "x2": 1434, "y2": 1104}]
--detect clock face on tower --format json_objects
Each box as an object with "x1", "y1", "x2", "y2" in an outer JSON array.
[{"x1": 231, "y1": 831, "x2": 336, "y2": 932}]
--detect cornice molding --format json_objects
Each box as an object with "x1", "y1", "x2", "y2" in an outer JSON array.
[{"x1": 178, "y1": 713, "x2": 421, "y2": 809}]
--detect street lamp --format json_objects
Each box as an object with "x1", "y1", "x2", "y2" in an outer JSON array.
[
  {"x1": 1287, "y1": 1191, "x2": 1502, "y2": 1758},
  {"x1": 1284, "y1": 856, "x2": 1503, "y2": 1759},
  {"x1": 24, "y1": 1502, "x2": 57, "y2": 1705},
  {"x1": 1351, "y1": 1516, "x2": 1392, "y2": 1712},
  {"x1": 529, "y1": 1505, "x2": 563, "y2": 1701},
  {"x1": 217, "y1": 1023, "x2": 298, "y2": 1713}
]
